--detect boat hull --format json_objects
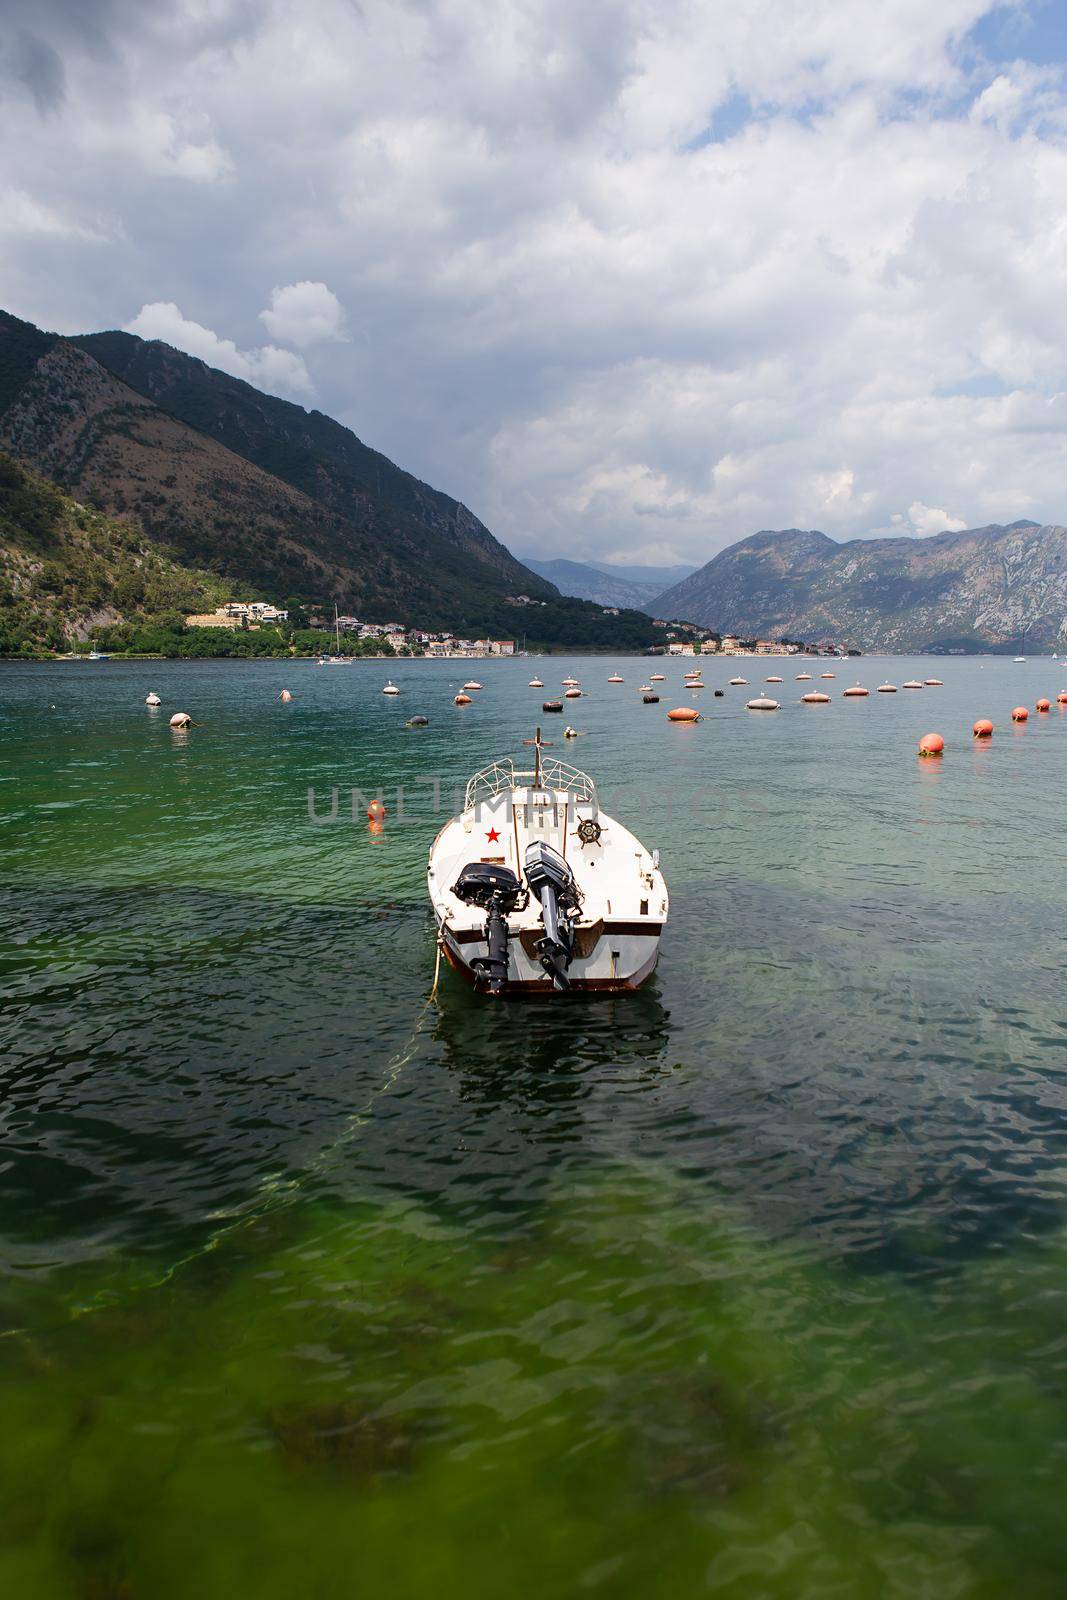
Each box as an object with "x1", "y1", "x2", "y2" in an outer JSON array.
[{"x1": 437, "y1": 917, "x2": 662, "y2": 995}]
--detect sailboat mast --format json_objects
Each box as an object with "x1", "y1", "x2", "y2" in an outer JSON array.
[{"x1": 523, "y1": 726, "x2": 549, "y2": 788}]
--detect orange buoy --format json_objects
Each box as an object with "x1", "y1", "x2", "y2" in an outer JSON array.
[
  {"x1": 1036, "y1": 698, "x2": 1050, "y2": 712},
  {"x1": 1012, "y1": 706, "x2": 1028, "y2": 722},
  {"x1": 366, "y1": 798, "x2": 386, "y2": 822},
  {"x1": 667, "y1": 706, "x2": 701, "y2": 722},
  {"x1": 843, "y1": 684, "x2": 869, "y2": 697},
  {"x1": 918, "y1": 733, "x2": 944, "y2": 758},
  {"x1": 454, "y1": 693, "x2": 472, "y2": 705},
  {"x1": 972, "y1": 719, "x2": 993, "y2": 738},
  {"x1": 169, "y1": 712, "x2": 192, "y2": 728},
  {"x1": 1058, "y1": 691, "x2": 1067, "y2": 705}
]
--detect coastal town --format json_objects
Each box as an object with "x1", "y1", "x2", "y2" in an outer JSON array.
[{"x1": 182, "y1": 600, "x2": 853, "y2": 658}]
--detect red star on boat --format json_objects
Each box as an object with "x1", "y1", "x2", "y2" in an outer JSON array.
[{"x1": 486, "y1": 827, "x2": 501, "y2": 842}]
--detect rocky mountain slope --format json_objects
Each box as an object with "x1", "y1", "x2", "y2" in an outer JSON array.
[
  {"x1": 652, "y1": 523, "x2": 1067, "y2": 652},
  {"x1": 0, "y1": 311, "x2": 655, "y2": 649},
  {"x1": 520, "y1": 556, "x2": 695, "y2": 611},
  {"x1": 75, "y1": 329, "x2": 534, "y2": 585}
]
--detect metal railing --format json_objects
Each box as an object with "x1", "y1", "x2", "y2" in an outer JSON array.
[{"x1": 465, "y1": 757, "x2": 598, "y2": 810}]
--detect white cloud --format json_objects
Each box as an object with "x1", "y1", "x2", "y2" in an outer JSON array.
[
  {"x1": 4, "y1": 0, "x2": 1067, "y2": 562},
  {"x1": 0, "y1": 188, "x2": 110, "y2": 242},
  {"x1": 905, "y1": 501, "x2": 968, "y2": 537},
  {"x1": 259, "y1": 281, "x2": 346, "y2": 346},
  {"x1": 124, "y1": 302, "x2": 314, "y2": 399}
]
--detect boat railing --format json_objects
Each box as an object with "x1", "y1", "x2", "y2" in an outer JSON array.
[{"x1": 465, "y1": 757, "x2": 598, "y2": 810}]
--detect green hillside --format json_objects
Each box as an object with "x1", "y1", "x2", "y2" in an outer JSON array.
[{"x1": 0, "y1": 449, "x2": 235, "y2": 656}]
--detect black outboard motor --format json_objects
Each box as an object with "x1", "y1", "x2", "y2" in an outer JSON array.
[
  {"x1": 524, "y1": 840, "x2": 581, "y2": 990},
  {"x1": 452, "y1": 862, "x2": 523, "y2": 994}
]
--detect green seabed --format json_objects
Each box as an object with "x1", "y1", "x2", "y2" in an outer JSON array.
[
  {"x1": 4, "y1": 1166, "x2": 1067, "y2": 1598},
  {"x1": 4, "y1": 656, "x2": 1067, "y2": 1594}
]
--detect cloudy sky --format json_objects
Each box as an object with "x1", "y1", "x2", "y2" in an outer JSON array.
[{"x1": 2, "y1": 0, "x2": 1067, "y2": 566}]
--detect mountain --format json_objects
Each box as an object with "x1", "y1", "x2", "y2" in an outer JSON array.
[
  {"x1": 0, "y1": 310, "x2": 657, "y2": 650},
  {"x1": 650, "y1": 523, "x2": 1067, "y2": 652},
  {"x1": 0, "y1": 448, "x2": 230, "y2": 654},
  {"x1": 520, "y1": 556, "x2": 696, "y2": 611},
  {"x1": 74, "y1": 329, "x2": 533, "y2": 585}
]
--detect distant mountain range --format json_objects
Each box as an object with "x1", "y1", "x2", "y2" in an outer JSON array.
[
  {"x1": 652, "y1": 524, "x2": 1067, "y2": 652},
  {"x1": 520, "y1": 556, "x2": 696, "y2": 612},
  {"x1": 0, "y1": 309, "x2": 657, "y2": 651}
]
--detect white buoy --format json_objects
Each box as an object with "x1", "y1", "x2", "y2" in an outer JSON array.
[
  {"x1": 729, "y1": 676, "x2": 748, "y2": 686},
  {"x1": 145, "y1": 692, "x2": 161, "y2": 706},
  {"x1": 746, "y1": 695, "x2": 779, "y2": 711},
  {"x1": 279, "y1": 689, "x2": 293, "y2": 702},
  {"x1": 169, "y1": 711, "x2": 192, "y2": 728}
]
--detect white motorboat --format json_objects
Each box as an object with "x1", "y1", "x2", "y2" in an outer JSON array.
[{"x1": 427, "y1": 729, "x2": 668, "y2": 995}]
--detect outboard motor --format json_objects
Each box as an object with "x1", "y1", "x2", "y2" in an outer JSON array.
[
  {"x1": 452, "y1": 862, "x2": 523, "y2": 994},
  {"x1": 524, "y1": 840, "x2": 581, "y2": 990}
]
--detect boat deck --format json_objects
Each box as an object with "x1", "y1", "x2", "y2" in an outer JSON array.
[{"x1": 428, "y1": 783, "x2": 666, "y2": 937}]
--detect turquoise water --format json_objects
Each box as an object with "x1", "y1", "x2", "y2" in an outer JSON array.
[{"x1": 2, "y1": 653, "x2": 1067, "y2": 1596}]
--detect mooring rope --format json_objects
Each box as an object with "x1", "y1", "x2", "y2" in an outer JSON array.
[{"x1": 40, "y1": 930, "x2": 450, "y2": 1325}]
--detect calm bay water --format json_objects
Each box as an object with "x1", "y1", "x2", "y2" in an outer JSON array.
[{"x1": 2, "y1": 653, "x2": 1067, "y2": 1597}]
